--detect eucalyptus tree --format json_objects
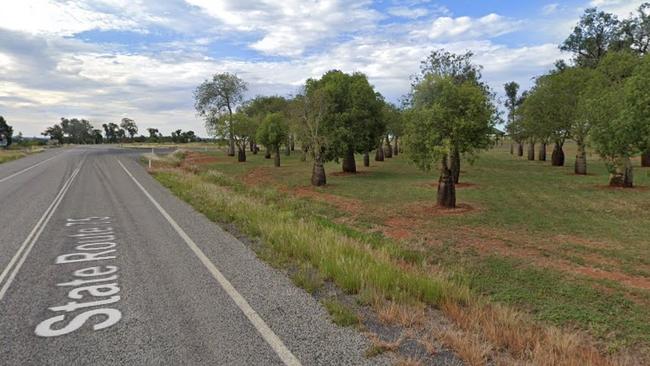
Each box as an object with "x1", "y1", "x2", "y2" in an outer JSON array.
[
  {"x1": 504, "y1": 81, "x2": 523, "y2": 155},
  {"x1": 404, "y1": 69, "x2": 495, "y2": 208},
  {"x1": 194, "y1": 73, "x2": 247, "y2": 156},
  {"x1": 0, "y1": 116, "x2": 13, "y2": 148},
  {"x1": 120, "y1": 118, "x2": 138, "y2": 140},
  {"x1": 561, "y1": 8, "x2": 622, "y2": 68}
]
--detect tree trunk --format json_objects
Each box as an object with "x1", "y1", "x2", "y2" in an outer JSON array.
[
  {"x1": 551, "y1": 142, "x2": 565, "y2": 166},
  {"x1": 517, "y1": 143, "x2": 524, "y2": 157},
  {"x1": 264, "y1": 147, "x2": 271, "y2": 159},
  {"x1": 527, "y1": 142, "x2": 535, "y2": 161},
  {"x1": 342, "y1": 147, "x2": 357, "y2": 173},
  {"x1": 249, "y1": 140, "x2": 254, "y2": 152},
  {"x1": 385, "y1": 136, "x2": 393, "y2": 158},
  {"x1": 437, "y1": 155, "x2": 456, "y2": 208},
  {"x1": 393, "y1": 137, "x2": 399, "y2": 156},
  {"x1": 237, "y1": 148, "x2": 246, "y2": 162},
  {"x1": 609, "y1": 157, "x2": 633, "y2": 187},
  {"x1": 375, "y1": 142, "x2": 384, "y2": 161},
  {"x1": 285, "y1": 143, "x2": 290, "y2": 156},
  {"x1": 510, "y1": 143, "x2": 514, "y2": 155},
  {"x1": 363, "y1": 150, "x2": 370, "y2": 167},
  {"x1": 311, "y1": 154, "x2": 326, "y2": 186},
  {"x1": 274, "y1": 145, "x2": 280, "y2": 167},
  {"x1": 252, "y1": 143, "x2": 259, "y2": 155},
  {"x1": 538, "y1": 143, "x2": 546, "y2": 161},
  {"x1": 575, "y1": 141, "x2": 587, "y2": 175},
  {"x1": 301, "y1": 144, "x2": 308, "y2": 162},
  {"x1": 290, "y1": 135, "x2": 295, "y2": 151},
  {"x1": 450, "y1": 146, "x2": 460, "y2": 184},
  {"x1": 642, "y1": 151, "x2": 650, "y2": 167},
  {"x1": 228, "y1": 139, "x2": 235, "y2": 156}
]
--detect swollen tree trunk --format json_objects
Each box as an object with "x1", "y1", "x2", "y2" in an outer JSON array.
[
  {"x1": 252, "y1": 143, "x2": 259, "y2": 155},
  {"x1": 375, "y1": 141, "x2": 384, "y2": 161},
  {"x1": 450, "y1": 147, "x2": 460, "y2": 184},
  {"x1": 642, "y1": 151, "x2": 650, "y2": 167},
  {"x1": 264, "y1": 147, "x2": 271, "y2": 159},
  {"x1": 363, "y1": 150, "x2": 370, "y2": 167},
  {"x1": 609, "y1": 157, "x2": 633, "y2": 187},
  {"x1": 249, "y1": 140, "x2": 255, "y2": 152},
  {"x1": 538, "y1": 143, "x2": 546, "y2": 161},
  {"x1": 393, "y1": 137, "x2": 399, "y2": 156},
  {"x1": 342, "y1": 147, "x2": 357, "y2": 173},
  {"x1": 385, "y1": 136, "x2": 393, "y2": 158},
  {"x1": 437, "y1": 155, "x2": 456, "y2": 208},
  {"x1": 274, "y1": 145, "x2": 281, "y2": 167},
  {"x1": 237, "y1": 148, "x2": 246, "y2": 162},
  {"x1": 527, "y1": 142, "x2": 535, "y2": 161},
  {"x1": 575, "y1": 141, "x2": 587, "y2": 175},
  {"x1": 551, "y1": 142, "x2": 565, "y2": 166},
  {"x1": 311, "y1": 154, "x2": 326, "y2": 186},
  {"x1": 228, "y1": 138, "x2": 235, "y2": 156},
  {"x1": 517, "y1": 143, "x2": 524, "y2": 157}
]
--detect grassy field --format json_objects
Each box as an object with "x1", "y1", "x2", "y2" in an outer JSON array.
[
  {"x1": 0, "y1": 147, "x2": 45, "y2": 164},
  {"x1": 149, "y1": 143, "x2": 650, "y2": 365}
]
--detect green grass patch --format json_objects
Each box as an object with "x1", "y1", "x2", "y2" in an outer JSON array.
[{"x1": 321, "y1": 298, "x2": 360, "y2": 327}]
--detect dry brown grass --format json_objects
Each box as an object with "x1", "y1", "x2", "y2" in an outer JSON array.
[{"x1": 375, "y1": 301, "x2": 427, "y2": 329}]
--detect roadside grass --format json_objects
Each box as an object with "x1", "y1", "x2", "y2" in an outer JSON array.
[
  {"x1": 322, "y1": 298, "x2": 360, "y2": 327},
  {"x1": 148, "y1": 145, "x2": 650, "y2": 364},
  {"x1": 0, "y1": 146, "x2": 45, "y2": 164}
]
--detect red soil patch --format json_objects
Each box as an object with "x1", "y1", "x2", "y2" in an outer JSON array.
[
  {"x1": 408, "y1": 202, "x2": 476, "y2": 217},
  {"x1": 291, "y1": 186, "x2": 363, "y2": 215},
  {"x1": 242, "y1": 167, "x2": 274, "y2": 186},
  {"x1": 182, "y1": 151, "x2": 219, "y2": 166},
  {"x1": 573, "y1": 267, "x2": 650, "y2": 291}
]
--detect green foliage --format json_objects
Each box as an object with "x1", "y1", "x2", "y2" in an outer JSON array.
[
  {"x1": 195, "y1": 73, "x2": 247, "y2": 139},
  {"x1": 0, "y1": 116, "x2": 13, "y2": 148},
  {"x1": 561, "y1": 7, "x2": 622, "y2": 67},
  {"x1": 521, "y1": 67, "x2": 593, "y2": 144},
  {"x1": 256, "y1": 112, "x2": 289, "y2": 150},
  {"x1": 120, "y1": 118, "x2": 138, "y2": 139},
  {"x1": 321, "y1": 298, "x2": 359, "y2": 327},
  {"x1": 404, "y1": 74, "x2": 495, "y2": 172},
  {"x1": 230, "y1": 112, "x2": 258, "y2": 151},
  {"x1": 583, "y1": 52, "x2": 647, "y2": 164},
  {"x1": 305, "y1": 70, "x2": 384, "y2": 160}
]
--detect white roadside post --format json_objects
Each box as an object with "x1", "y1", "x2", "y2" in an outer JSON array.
[{"x1": 148, "y1": 147, "x2": 154, "y2": 169}]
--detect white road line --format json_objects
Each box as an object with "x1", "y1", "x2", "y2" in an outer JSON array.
[
  {"x1": 0, "y1": 152, "x2": 63, "y2": 184},
  {"x1": 117, "y1": 160, "x2": 302, "y2": 366},
  {"x1": 0, "y1": 163, "x2": 82, "y2": 301}
]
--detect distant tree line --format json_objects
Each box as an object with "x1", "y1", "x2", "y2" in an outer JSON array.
[
  {"x1": 505, "y1": 3, "x2": 650, "y2": 187},
  {"x1": 41, "y1": 118, "x2": 200, "y2": 144}
]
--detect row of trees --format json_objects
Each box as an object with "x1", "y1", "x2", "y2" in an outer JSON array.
[
  {"x1": 505, "y1": 4, "x2": 650, "y2": 187},
  {"x1": 194, "y1": 50, "x2": 496, "y2": 207},
  {"x1": 41, "y1": 118, "x2": 199, "y2": 144}
]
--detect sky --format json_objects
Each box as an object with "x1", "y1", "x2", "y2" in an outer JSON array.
[{"x1": 0, "y1": 0, "x2": 644, "y2": 137}]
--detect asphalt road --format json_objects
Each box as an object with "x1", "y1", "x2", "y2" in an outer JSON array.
[{"x1": 0, "y1": 146, "x2": 381, "y2": 365}]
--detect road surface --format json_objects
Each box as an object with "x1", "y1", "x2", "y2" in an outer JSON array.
[{"x1": 0, "y1": 146, "x2": 379, "y2": 365}]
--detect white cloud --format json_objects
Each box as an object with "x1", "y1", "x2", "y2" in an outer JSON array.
[
  {"x1": 387, "y1": 6, "x2": 429, "y2": 19},
  {"x1": 542, "y1": 3, "x2": 560, "y2": 15},
  {"x1": 589, "y1": 0, "x2": 642, "y2": 17},
  {"x1": 184, "y1": 0, "x2": 381, "y2": 57},
  {"x1": 422, "y1": 13, "x2": 521, "y2": 41}
]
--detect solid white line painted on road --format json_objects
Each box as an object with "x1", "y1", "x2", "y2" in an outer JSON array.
[
  {"x1": 117, "y1": 160, "x2": 302, "y2": 366},
  {"x1": 0, "y1": 152, "x2": 63, "y2": 184},
  {"x1": 0, "y1": 161, "x2": 83, "y2": 301}
]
